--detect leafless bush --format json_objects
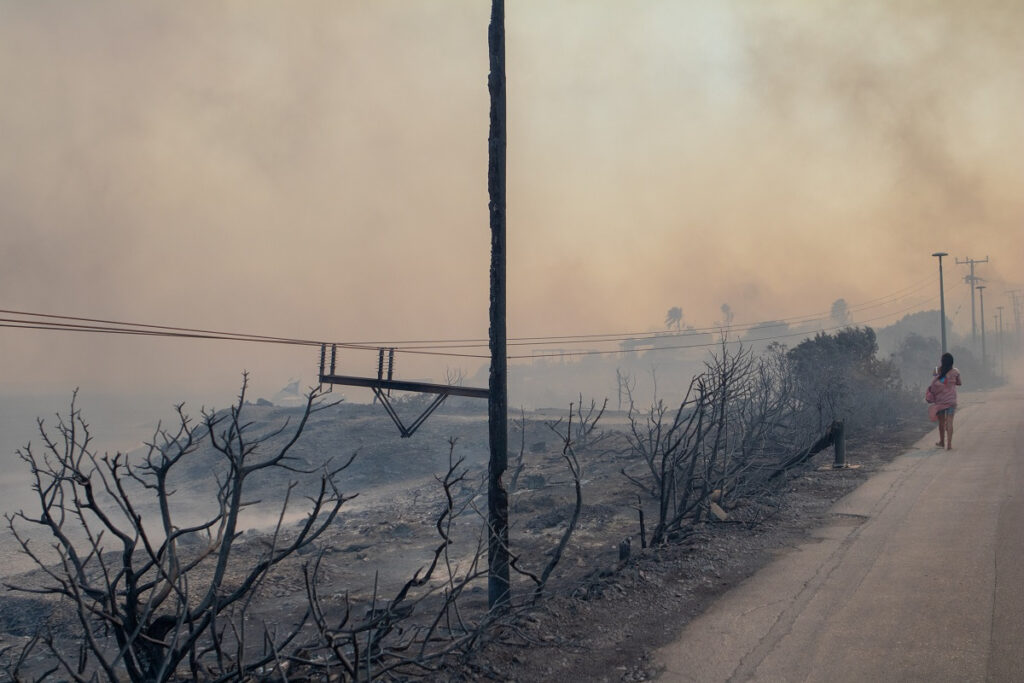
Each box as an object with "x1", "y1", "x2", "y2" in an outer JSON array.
[
  {"x1": 571, "y1": 395, "x2": 607, "y2": 447},
  {"x1": 616, "y1": 368, "x2": 637, "y2": 412},
  {"x1": 503, "y1": 400, "x2": 603, "y2": 604},
  {"x1": 622, "y1": 344, "x2": 801, "y2": 546},
  {"x1": 4, "y1": 375, "x2": 354, "y2": 682},
  {"x1": 703, "y1": 343, "x2": 800, "y2": 505},
  {"x1": 2, "y1": 633, "x2": 56, "y2": 681},
  {"x1": 297, "y1": 438, "x2": 492, "y2": 680},
  {"x1": 1, "y1": 378, "x2": 623, "y2": 681},
  {"x1": 507, "y1": 408, "x2": 528, "y2": 502}
]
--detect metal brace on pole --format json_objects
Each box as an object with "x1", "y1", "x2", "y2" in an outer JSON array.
[
  {"x1": 318, "y1": 344, "x2": 488, "y2": 438},
  {"x1": 372, "y1": 387, "x2": 451, "y2": 438}
]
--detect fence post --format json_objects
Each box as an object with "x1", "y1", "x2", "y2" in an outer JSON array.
[{"x1": 832, "y1": 420, "x2": 846, "y2": 468}]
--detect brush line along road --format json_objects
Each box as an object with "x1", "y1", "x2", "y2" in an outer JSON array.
[{"x1": 655, "y1": 385, "x2": 1024, "y2": 682}]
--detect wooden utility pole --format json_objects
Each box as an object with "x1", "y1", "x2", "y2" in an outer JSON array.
[
  {"x1": 486, "y1": 0, "x2": 510, "y2": 610},
  {"x1": 977, "y1": 284, "x2": 987, "y2": 370},
  {"x1": 996, "y1": 306, "x2": 1004, "y2": 379},
  {"x1": 1008, "y1": 290, "x2": 1023, "y2": 352},
  {"x1": 956, "y1": 255, "x2": 988, "y2": 343}
]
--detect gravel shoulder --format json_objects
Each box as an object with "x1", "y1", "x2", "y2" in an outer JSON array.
[{"x1": 449, "y1": 421, "x2": 934, "y2": 682}]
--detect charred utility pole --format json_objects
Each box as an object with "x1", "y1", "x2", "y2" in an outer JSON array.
[
  {"x1": 486, "y1": 0, "x2": 510, "y2": 610},
  {"x1": 956, "y1": 255, "x2": 988, "y2": 343}
]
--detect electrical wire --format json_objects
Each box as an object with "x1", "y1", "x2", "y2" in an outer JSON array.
[
  {"x1": 0, "y1": 316, "x2": 494, "y2": 359},
  {"x1": 512, "y1": 293, "x2": 939, "y2": 360},
  {"x1": 0, "y1": 277, "x2": 940, "y2": 363},
  {"x1": 335, "y1": 274, "x2": 936, "y2": 350},
  {"x1": 0, "y1": 310, "x2": 379, "y2": 352}
]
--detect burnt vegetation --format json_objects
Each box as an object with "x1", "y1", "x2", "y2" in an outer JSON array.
[{"x1": 1, "y1": 329, "x2": 928, "y2": 681}]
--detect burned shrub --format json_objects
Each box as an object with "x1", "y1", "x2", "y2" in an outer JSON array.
[{"x1": 787, "y1": 327, "x2": 905, "y2": 431}]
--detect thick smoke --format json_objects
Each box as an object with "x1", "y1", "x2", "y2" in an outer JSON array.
[{"x1": 0, "y1": 1, "x2": 1019, "y2": 398}]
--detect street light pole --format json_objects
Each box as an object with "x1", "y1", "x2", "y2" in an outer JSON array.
[{"x1": 932, "y1": 252, "x2": 949, "y2": 354}]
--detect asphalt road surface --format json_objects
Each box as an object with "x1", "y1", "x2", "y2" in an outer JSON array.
[{"x1": 654, "y1": 385, "x2": 1024, "y2": 682}]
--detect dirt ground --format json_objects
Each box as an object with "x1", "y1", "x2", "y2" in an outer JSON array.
[
  {"x1": 0, "y1": 400, "x2": 933, "y2": 681},
  {"x1": 443, "y1": 420, "x2": 934, "y2": 682}
]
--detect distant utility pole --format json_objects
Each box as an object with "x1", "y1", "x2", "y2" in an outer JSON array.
[
  {"x1": 1007, "y1": 290, "x2": 1022, "y2": 352},
  {"x1": 932, "y1": 252, "x2": 949, "y2": 354},
  {"x1": 616, "y1": 368, "x2": 625, "y2": 411},
  {"x1": 956, "y1": 255, "x2": 988, "y2": 343},
  {"x1": 996, "y1": 306, "x2": 1004, "y2": 379},
  {"x1": 486, "y1": 0, "x2": 510, "y2": 610},
  {"x1": 977, "y1": 284, "x2": 987, "y2": 371}
]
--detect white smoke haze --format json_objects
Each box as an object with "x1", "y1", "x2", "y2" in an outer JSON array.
[{"x1": 0, "y1": 0, "x2": 1020, "y2": 415}]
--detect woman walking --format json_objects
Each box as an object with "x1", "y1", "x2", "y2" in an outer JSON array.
[{"x1": 925, "y1": 352, "x2": 962, "y2": 450}]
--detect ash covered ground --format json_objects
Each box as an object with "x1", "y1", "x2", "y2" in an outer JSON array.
[{"x1": 0, "y1": 396, "x2": 932, "y2": 680}]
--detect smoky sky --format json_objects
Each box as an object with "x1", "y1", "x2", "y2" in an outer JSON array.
[{"x1": 0, "y1": 0, "x2": 1020, "y2": 399}]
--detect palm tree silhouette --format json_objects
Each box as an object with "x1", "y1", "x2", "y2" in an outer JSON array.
[{"x1": 665, "y1": 306, "x2": 683, "y2": 331}]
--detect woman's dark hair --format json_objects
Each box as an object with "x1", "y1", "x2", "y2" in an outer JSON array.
[{"x1": 939, "y1": 352, "x2": 954, "y2": 380}]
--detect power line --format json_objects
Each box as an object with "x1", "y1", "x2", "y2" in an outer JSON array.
[
  {"x1": 0, "y1": 314, "x2": 494, "y2": 359},
  {"x1": 413, "y1": 290, "x2": 933, "y2": 351},
  {"x1": 0, "y1": 319, "x2": 494, "y2": 359},
  {"x1": 512, "y1": 293, "x2": 939, "y2": 360},
  {"x1": 0, "y1": 278, "x2": 939, "y2": 363},
  {"x1": 0, "y1": 318, "x2": 315, "y2": 346},
  {"x1": 334, "y1": 275, "x2": 936, "y2": 350}
]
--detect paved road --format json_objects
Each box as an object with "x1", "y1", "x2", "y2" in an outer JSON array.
[{"x1": 654, "y1": 386, "x2": 1024, "y2": 682}]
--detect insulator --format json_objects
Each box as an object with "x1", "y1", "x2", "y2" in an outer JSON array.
[{"x1": 387, "y1": 348, "x2": 395, "y2": 395}]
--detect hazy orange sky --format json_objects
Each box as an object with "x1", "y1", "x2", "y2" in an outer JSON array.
[{"x1": 1, "y1": 1, "x2": 1021, "y2": 404}]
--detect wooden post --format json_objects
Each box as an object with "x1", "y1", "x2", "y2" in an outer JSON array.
[
  {"x1": 832, "y1": 420, "x2": 846, "y2": 468},
  {"x1": 487, "y1": 0, "x2": 510, "y2": 610}
]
